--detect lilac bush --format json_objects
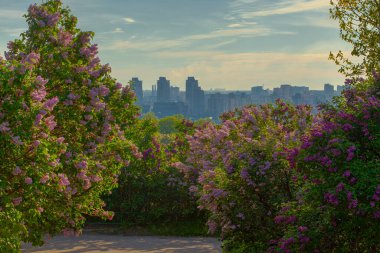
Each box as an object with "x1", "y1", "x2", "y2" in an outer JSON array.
[
  {"x1": 175, "y1": 100, "x2": 313, "y2": 250},
  {"x1": 0, "y1": 0, "x2": 138, "y2": 250},
  {"x1": 271, "y1": 75, "x2": 380, "y2": 252}
]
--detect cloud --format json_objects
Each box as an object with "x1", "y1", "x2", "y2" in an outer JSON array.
[
  {"x1": 240, "y1": 0, "x2": 330, "y2": 18},
  {"x1": 110, "y1": 50, "x2": 346, "y2": 90},
  {"x1": 101, "y1": 27, "x2": 124, "y2": 35},
  {"x1": 226, "y1": 22, "x2": 257, "y2": 28},
  {"x1": 185, "y1": 27, "x2": 272, "y2": 40},
  {"x1": 227, "y1": 23, "x2": 243, "y2": 28},
  {"x1": 104, "y1": 39, "x2": 185, "y2": 51},
  {"x1": 112, "y1": 28, "x2": 124, "y2": 33},
  {"x1": 162, "y1": 51, "x2": 344, "y2": 90},
  {"x1": 300, "y1": 15, "x2": 339, "y2": 29},
  {"x1": 229, "y1": 0, "x2": 260, "y2": 8},
  {"x1": 200, "y1": 39, "x2": 237, "y2": 50},
  {"x1": 123, "y1": 17, "x2": 136, "y2": 23},
  {"x1": 103, "y1": 26, "x2": 292, "y2": 52}
]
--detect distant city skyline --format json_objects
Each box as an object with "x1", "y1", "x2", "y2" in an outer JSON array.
[
  {"x1": 0, "y1": 0, "x2": 352, "y2": 90},
  {"x1": 139, "y1": 75, "x2": 344, "y2": 120},
  {"x1": 133, "y1": 76, "x2": 335, "y2": 91}
]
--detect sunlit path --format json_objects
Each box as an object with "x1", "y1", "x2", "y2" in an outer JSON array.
[{"x1": 22, "y1": 234, "x2": 222, "y2": 253}]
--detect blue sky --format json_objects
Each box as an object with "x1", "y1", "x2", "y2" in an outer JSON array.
[{"x1": 0, "y1": 0, "x2": 351, "y2": 90}]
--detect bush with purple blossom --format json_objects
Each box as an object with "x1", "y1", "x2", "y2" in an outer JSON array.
[
  {"x1": 271, "y1": 75, "x2": 380, "y2": 252},
  {"x1": 175, "y1": 100, "x2": 313, "y2": 250},
  {"x1": 0, "y1": 0, "x2": 139, "y2": 251}
]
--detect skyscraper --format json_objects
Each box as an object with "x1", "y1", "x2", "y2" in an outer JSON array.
[
  {"x1": 157, "y1": 77, "x2": 171, "y2": 102},
  {"x1": 170, "y1": 86, "x2": 180, "y2": 101},
  {"x1": 324, "y1": 83, "x2": 334, "y2": 95},
  {"x1": 185, "y1": 77, "x2": 205, "y2": 118},
  {"x1": 130, "y1": 77, "x2": 143, "y2": 105}
]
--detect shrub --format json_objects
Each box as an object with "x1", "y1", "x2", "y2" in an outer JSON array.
[
  {"x1": 105, "y1": 116, "x2": 203, "y2": 227},
  {"x1": 272, "y1": 74, "x2": 380, "y2": 252},
  {"x1": 0, "y1": 0, "x2": 138, "y2": 250},
  {"x1": 176, "y1": 100, "x2": 313, "y2": 250}
]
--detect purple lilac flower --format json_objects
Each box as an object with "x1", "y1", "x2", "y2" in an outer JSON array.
[
  {"x1": 35, "y1": 76, "x2": 48, "y2": 87},
  {"x1": 298, "y1": 226, "x2": 308, "y2": 232},
  {"x1": 31, "y1": 89, "x2": 47, "y2": 101},
  {"x1": 12, "y1": 166, "x2": 22, "y2": 176},
  {"x1": 0, "y1": 122, "x2": 10, "y2": 133},
  {"x1": 58, "y1": 173, "x2": 70, "y2": 186},
  {"x1": 40, "y1": 174, "x2": 49, "y2": 184},
  {"x1": 58, "y1": 30, "x2": 73, "y2": 46},
  {"x1": 44, "y1": 116, "x2": 57, "y2": 131},
  {"x1": 24, "y1": 52, "x2": 40, "y2": 66},
  {"x1": 342, "y1": 123, "x2": 354, "y2": 132},
  {"x1": 12, "y1": 197, "x2": 23, "y2": 206},
  {"x1": 12, "y1": 136, "x2": 24, "y2": 145},
  {"x1": 25, "y1": 177, "x2": 33, "y2": 184},
  {"x1": 343, "y1": 170, "x2": 351, "y2": 177},
  {"x1": 348, "y1": 199, "x2": 358, "y2": 209},
  {"x1": 324, "y1": 192, "x2": 339, "y2": 206},
  {"x1": 207, "y1": 220, "x2": 218, "y2": 234},
  {"x1": 47, "y1": 12, "x2": 60, "y2": 27},
  {"x1": 43, "y1": 97, "x2": 59, "y2": 111},
  {"x1": 75, "y1": 161, "x2": 88, "y2": 169},
  {"x1": 336, "y1": 183, "x2": 345, "y2": 192}
]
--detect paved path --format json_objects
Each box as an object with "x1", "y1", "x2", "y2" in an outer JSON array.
[{"x1": 22, "y1": 234, "x2": 222, "y2": 253}]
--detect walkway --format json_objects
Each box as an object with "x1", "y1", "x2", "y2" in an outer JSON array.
[{"x1": 22, "y1": 234, "x2": 222, "y2": 253}]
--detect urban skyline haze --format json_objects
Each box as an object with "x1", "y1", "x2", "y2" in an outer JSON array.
[{"x1": 0, "y1": 0, "x2": 352, "y2": 90}]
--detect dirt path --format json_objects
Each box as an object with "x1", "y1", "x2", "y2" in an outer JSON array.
[{"x1": 22, "y1": 234, "x2": 222, "y2": 253}]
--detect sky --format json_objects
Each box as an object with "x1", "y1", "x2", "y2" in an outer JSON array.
[{"x1": 0, "y1": 0, "x2": 352, "y2": 90}]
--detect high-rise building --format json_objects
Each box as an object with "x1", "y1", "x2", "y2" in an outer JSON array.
[
  {"x1": 130, "y1": 77, "x2": 143, "y2": 105},
  {"x1": 152, "y1": 85, "x2": 157, "y2": 100},
  {"x1": 251, "y1": 86, "x2": 264, "y2": 96},
  {"x1": 208, "y1": 93, "x2": 228, "y2": 121},
  {"x1": 324, "y1": 83, "x2": 334, "y2": 95},
  {"x1": 170, "y1": 86, "x2": 180, "y2": 101},
  {"x1": 185, "y1": 77, "x2": 205, "y2": 118},
  {"x1": 251, "y1": 86, "x2": 269, "y2": 104},
  {"x1": 157, "y1": 77, "x2": 170, "y2": 102}
]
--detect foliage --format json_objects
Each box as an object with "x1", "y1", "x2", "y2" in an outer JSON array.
[
  {"x1": 329, "y1": 0, "x2": 380, "y2": 78},
  {"x1": 104, "y1": 116, "x2": 203, "y2": 227},
  {"x1": 158, "y1": 114, "x2": 185, "y2": 134},
  {"x1": 175, "y1": 101, "x2": 313, "y2": 251},
  {"x1": 271, "y1": 75, "x2": 380, "y2": 252},
  {"x1": 0, "y1": 0, "x2": 138, "y2": 250}
]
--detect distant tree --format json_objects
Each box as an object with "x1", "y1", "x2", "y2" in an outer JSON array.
[
  {"x1": 158, "y1": 115, "x2": 184, "y2": 134},
  {"x1": 329, "y1": 0, "x2": 380, "y2": 78},
  {"x1": 194, "y1": 117, "x2": 213, "y2": 128}
]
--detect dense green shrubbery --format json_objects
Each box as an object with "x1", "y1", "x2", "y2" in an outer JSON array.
[{"x1": 105, "y1": 115, "x2": 204, "y2": 227}]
